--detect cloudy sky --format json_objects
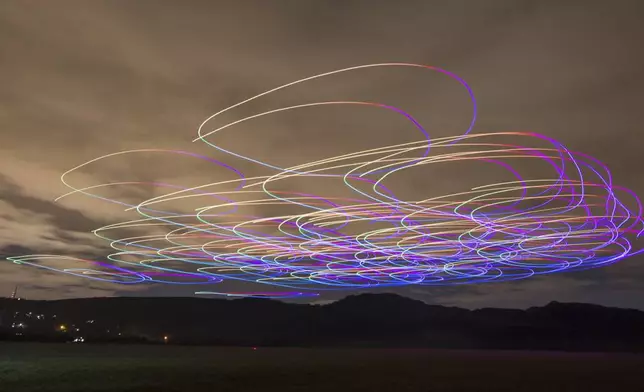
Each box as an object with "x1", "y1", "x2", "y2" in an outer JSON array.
[{"x1": 1, "y1": 0, "x2": 644, "y2": 309}]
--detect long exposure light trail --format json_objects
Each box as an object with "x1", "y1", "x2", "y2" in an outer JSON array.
[{"x1": 7, "y1": 63, "x2": 644, "y2": 298}]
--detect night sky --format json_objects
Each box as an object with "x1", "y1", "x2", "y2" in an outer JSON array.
[{"x1": 2, "y1": 0, "x2": 644, "y2": 309}]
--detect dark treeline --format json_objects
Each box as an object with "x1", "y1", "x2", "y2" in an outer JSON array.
[{"x1": 1, "y1": 293, "x2": 643, "y2": 352}]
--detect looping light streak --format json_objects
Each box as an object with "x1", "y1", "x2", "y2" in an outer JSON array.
[{"x1": 7, "y1": 63, "x2": 643, "y2": 298}]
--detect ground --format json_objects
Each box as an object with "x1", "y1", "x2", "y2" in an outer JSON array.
[{"x1": 2, "y1": 343, "x2": 644, "y2": 391}]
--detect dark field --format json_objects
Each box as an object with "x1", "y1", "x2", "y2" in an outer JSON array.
[{"x1": 2, "y1": 343, "x2": 644, "y2": 392}]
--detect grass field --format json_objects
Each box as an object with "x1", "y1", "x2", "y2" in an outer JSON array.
[{"x1": 2, "y1": 343, "x2": 644, "y2": 391}]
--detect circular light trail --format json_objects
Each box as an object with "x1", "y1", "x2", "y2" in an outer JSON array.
[{"x1": 7, "y1": 63, "x2": 644, "y2": 298}]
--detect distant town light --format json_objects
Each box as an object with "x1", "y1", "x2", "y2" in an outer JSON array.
[{"x1": 59, "y1": 324, "x2": 67, "y2": 331}]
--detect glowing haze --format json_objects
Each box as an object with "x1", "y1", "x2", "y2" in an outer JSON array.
[{"x1": 1, "y1": 1, "x2": 643, "y2": 308}]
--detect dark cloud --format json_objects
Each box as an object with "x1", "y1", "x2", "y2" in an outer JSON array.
[
  {"x1": 0, "y1": 176, "x2": 106, "y2": 233},
  {"x1": 0, "y1": 244, "x2": 35, "y2": 258}
]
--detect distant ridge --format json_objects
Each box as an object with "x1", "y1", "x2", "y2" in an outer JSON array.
[{"x1": 1, "y1": 293, "x2": 643, "y2": 352}]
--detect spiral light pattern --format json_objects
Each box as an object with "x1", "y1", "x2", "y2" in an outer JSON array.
[{"x1": 8, "y1": 63, "x2": 644, "y2": 298}]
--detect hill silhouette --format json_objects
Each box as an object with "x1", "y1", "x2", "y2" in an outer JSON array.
[{"x1": 1, "y1": 293, "x2": 643, "y2": 352}]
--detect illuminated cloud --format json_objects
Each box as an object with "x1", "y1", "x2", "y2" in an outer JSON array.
[{"x1": 1, "y1": 1, "x2": 643, "y2": 307}]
